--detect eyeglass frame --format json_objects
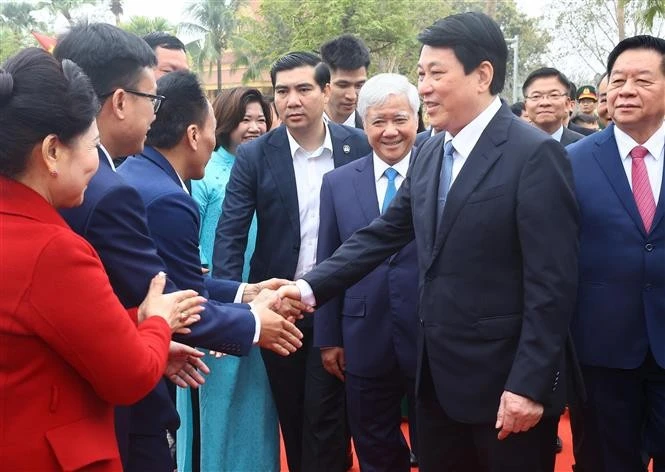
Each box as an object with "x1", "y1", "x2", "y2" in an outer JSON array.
[
  {"x1": 99, "y1": 89, "x2": 165, "y2": 113},
  {"x1": 524, "y1": 91, "x2": 569, "y2": 103}
]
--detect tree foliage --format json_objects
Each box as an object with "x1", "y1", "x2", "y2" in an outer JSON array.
[{"x1": 120, "y1": 16, "x2": 175, "y2": 36}]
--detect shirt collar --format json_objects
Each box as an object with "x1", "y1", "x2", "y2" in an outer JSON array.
[
  {"x1": 98, "y1": 144, "x2": 116, "y2": 171},
  {"x1": 323, "y1": 110, "x2": 357, "y2": 128},
  {"x1": 551, "y1": 125, "x2": 564, "y2": 142},
  {"x1": 615, "y1": 122, "x2": 665, "y2": 161},
  {"x1": 286, "y1": 121, "x2": 333, "y2": 159},
  {"x1": 444, "y1": 96, "x2": 502, "y2": 158},
  {"x1": 373, "y1": 151, "x2": 412, "y2": 182}
]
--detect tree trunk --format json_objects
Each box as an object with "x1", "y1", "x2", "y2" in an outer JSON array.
[
  {"x1": 617, "y1": 0, "x2": 625, "y2": 40},
  {"x1": 114, "y1": 13, "x2": 121, "y2": 25},
  {"x1": 217, "y1": 55, "x2": 222, "y2": 94}
]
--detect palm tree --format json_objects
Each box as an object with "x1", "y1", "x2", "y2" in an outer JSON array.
[
  {"x1": 229, "y1": 35, "x2": 272, "y2": 84},
  {"x1": 40, "y1": 0, "x2": 97, "y2": 26},
  {"x1": 121, "y1": 16, "x2": 175, "y2": 36},
  {"x1": 0, "y1": 2, "x2": 44, "y2": 34},
  {"x1": 180, "y1": 0, "x2": 244, "y2": 94},
  {"x1": 109, "y1": 0, "x2": 123, "y2": 26},
  {"x1": 642, "y1": 0, "x2": 665, "y2": 27}
]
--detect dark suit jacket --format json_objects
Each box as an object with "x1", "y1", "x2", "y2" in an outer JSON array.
[
  {"x1": 568, "y1": 121, "x2": 596, "y2": 136},
  {"x1": 61, "y1": 148, "x2": 251, "y2": 441},
  {"x1": 1, "y1": 177, "x2": 170, "y2": 471},
  {"x1": 561, "y1": 127, "x2": 584, "y2": 146},
  {"x1": 213, "y1": 122, "x2": 371, "y2": 286},
  {"x1": 118, "y1": 146, "x2": 256, "y2": 356},
  {"x1": 567, "y1": 124, "x2": 665, "y2": 369},
  {"x1": 354, "y1": 111, "x2": 364, "y2": 129},
  {"x1": 414, "y1": 129, "x2": 433, "y2": 148},
  {"x1": 314, "y1": 153, "x2": 418, "y2": 378},
  {"x1": 303, "y1": 103, "x2": 580, "y2": 424}
]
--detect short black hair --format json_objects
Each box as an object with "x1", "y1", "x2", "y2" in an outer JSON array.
[
  {"x1": 607, "y1": 34, "x2": 665, "y2": 77},
  {"x1": 146, "y1": 70, "x2": 208, "y2": 149},
  {"x1": 320, "y1": 34, "x2": 370, "y2": 72},
  {"x1": 270, "y1": 51, "x2": 330, "y2": 90},
  {"x1": 510, "y1": 101, "x2": 525, "y2": 116},
  {"x1": 418, "y1": 12, "x2": 507, "y2": 95},
  {"x1": 54, "y1": 22, "x2": 157, "y2": 99},
  {"x1": 567, "y1": 80, "x2": 577, "y2": 100},
  {"x1": 522, "y1": 67, "x2": 571, "y2": 98},
  {"x1": 0, "y1": 48, "x2": 98, "y2": 178},
  {"x1": 143, "y1": 32, "x2": 186, "y2": 52},
  {"x1": 596, "y1": 72, "x2": 607, "y2": 87}
]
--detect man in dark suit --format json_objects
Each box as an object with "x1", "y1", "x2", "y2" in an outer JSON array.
[
  {"x1": 567, "y1": 35, "x2": 665, "y2": 471},
  {"x1": 213, "y1": 52, "x2": 371, "y2": 472},
  {"x1": 321, "y1": 34, "x2": 370, "y2": 129},
  {"x1": 54, "y1": 25, "x2": 302, "y2": 472},
  {"x1": 289, "y1": 12, "x2": 579, "y2": 471},
  {"x1": 523, "y1": 67, "x2": 585, "y2": 146},
  {"x1": 315, "y1": 72, "x2": 421, "y2": 471}
]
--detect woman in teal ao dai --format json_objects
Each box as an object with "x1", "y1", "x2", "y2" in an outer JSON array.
[{"x1": 177, "y1": 87, "x2": 278, "y2": 471}]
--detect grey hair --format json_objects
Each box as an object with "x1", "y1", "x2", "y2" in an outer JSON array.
[{"x1": 357, "y1": 73, "x2": 420, "y2": 120}]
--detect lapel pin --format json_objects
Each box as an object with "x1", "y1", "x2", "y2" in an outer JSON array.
[{"x1": 343, "y1": 144, "x2": 351, "y2": 154}]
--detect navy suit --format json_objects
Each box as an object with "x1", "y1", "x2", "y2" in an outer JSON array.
[
  {"x1": 315, "y1": 153, "x2": 419, "y2": 471},
  {"x1": 302, "y1": 103, "x2": 580, "y2": 470},
  {"x1": 61, "y1": 149, "x2": 252, "y2": 472},
  {"x1": 567, "y1": 125, "x2": 665, "y2": 471},
  {"x1": 214, "y1": 122, "x2": 371, "y2": 472},
  {"x1": 414, "y1": 129, "x2": 433, "y2": 148}
]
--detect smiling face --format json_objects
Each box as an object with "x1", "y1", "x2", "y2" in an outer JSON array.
[
  {"x1": 228, "y1": 100, "x2": 267, "y2": 152},
  {"x1": 524, "y1": 76, "x2": 571, "y2": 135},
  {"x1": 364, "y1": 94, "x2": 417, "y2": 166},
  {"x1": 607, "y1": 48, "x2": 665, "y2": 142}
]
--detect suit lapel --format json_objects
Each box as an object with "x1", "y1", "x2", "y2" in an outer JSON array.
[
  {"x1": 428, "y1": 107, "x2": 510, "y2": 268},
  {"x1": 352, "y1": 155, "x2": 380, "y2": 224},
  {"x1": 418, "y1": 134, "x2": 446, "y2": 258},
  {"x1": 264, "y1": 128, "x2": 300, "y2": 235},
  {"x1": 592, "y1": 126, "x2": 647, "y2": 237},
  {"x1": 650, "y1": 150, "x2": 665, "y2": 232},
  {"x1": 330, "y1": 122, "x2": 358, "y2": 168}
]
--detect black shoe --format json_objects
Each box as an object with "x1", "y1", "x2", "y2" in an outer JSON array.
[
  {"x1": 410, "y1": 451, "x2": 418, "y2": 467},
  {"x1": 555, "y1": 435, "x2": 563, "y2": 454}
]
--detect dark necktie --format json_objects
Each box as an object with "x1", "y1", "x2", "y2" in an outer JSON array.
[
  {"x1": 631, "y1": 145, "x2": 656, "y2": 232},
  {"x1": 382, "y1": 167, "x2": 398, "y2": 214}
]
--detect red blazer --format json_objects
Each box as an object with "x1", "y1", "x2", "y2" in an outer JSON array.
[{"x1": 0, "y1": 177, "x2": 171, "y2": 471}]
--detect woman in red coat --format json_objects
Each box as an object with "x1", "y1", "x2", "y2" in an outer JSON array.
[{"x1": 0, "y1": 48, "x2": 206, "y2": 471}]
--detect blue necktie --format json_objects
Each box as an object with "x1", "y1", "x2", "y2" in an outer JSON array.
[
  {"x1": 437, "y1": 141, "x2": 455, "y2": 217},
  {"x1": 382, "y1": 167, "x2": 398, "y2": 214}
]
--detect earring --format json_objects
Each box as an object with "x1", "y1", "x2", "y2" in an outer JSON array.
[{"x1": 49, "y1": 169, "x2": 58, "y2": 177}]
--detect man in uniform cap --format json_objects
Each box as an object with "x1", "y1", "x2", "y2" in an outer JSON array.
[{"x1": 576, "y1": 85, "x2": 598, "y2": 115}]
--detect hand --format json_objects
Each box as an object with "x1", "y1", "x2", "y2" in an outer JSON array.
[
  {"x1": 276, "y1": 285, "x2": 314, "y2": 322},
  {"x1": 165, "y1": 341, "x2": 211, "y2": 388},
  {"x1": 138, "y1": 272, "x2": 207, "y2": 332},
  {"x1": 242, "y1": 278, "x2": 293, "y2": 303},
  {"x1": 495, "y1": 390, "x2": 544, "y2": 440},
  {"x1": 252, "y1": 292, "x2": 304, "y2": 356},
  {"x1": 321, "y1": 347, "x2": 345, "y2": 381}
]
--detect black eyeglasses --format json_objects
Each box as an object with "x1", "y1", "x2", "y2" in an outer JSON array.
[{"x1": 100, "y1": 89, "x2": 165, "y2": 113}]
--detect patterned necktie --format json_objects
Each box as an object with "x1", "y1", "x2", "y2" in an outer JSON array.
[
  {"x1": 437, "y1": 140, "x2": 455, "y2": 217},
  {"x1": 631, "y1": 145, "x2": 656, "y2": 232},
  {"x1": 382, "y1": 167, "x2": 398, "y2": 214}
]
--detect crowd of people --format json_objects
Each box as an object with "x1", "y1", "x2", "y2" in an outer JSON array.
[{"x1": 0, "y1": 10, "x2": 663, "y2": 472}]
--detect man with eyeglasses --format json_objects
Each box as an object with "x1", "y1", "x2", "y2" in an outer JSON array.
[
  {"x1": 523, "y1": 67, "x2": 584, "y2": 146},
  {"x1": 54, "y1": 23, "x2": 304, "y2": 472}
]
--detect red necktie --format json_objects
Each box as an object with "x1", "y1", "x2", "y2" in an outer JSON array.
[{"x1": 631, "y1": 145, "x2": 656, "y2": 232}]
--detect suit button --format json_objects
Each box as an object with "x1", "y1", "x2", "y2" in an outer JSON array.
[
  {"x1": 645, "y1": 243, "x2": 654, "y2": 252},
  {"x1": 419, "y1": 318, "x2": 424, "y2": 326}
]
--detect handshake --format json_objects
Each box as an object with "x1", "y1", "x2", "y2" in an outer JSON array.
[{"x1": 241, "y1": 279, "x2": 312, "y2": 357}]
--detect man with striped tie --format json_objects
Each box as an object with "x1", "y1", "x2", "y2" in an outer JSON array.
[
  {"x1": 566, "y1": 35, "x2": 665, "y2": 471},
  {"x1": 314, "y1": 73, "x2": 420, "y2": 471}
]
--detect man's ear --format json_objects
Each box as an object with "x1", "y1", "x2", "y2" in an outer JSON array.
[
  {"x1": 476, "y1": 60, "x2": 494, "y2": 94},
  {"x1": 187, "y1": 124, "x2": 199, "y2": 151},
  {"x1": 109, "y1": 89, "x2": 128, "y2": 120}
]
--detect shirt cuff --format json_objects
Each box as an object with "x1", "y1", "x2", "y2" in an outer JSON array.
[
  {"x1": 234, "y1": 283, "x2": 247, "y2": 303},
  {"x1": 249, "y1": 306, "x2": 261, "y2": 344},
  {"x1": 295, "y1": 279, "x2": 317, "y2": 306}
]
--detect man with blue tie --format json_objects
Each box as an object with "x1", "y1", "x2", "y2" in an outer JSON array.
[
  {"x1": 315, "y1": 73, "x2": 420, "y2": 471},
  {"x1": 290, "y1": 12, "x2": 579, "y2": 471},
  {"x1": 567, "y1": 35, "x2": 665, "y2": 471}
]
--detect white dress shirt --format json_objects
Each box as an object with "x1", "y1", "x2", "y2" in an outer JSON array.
[
  {"x1": 323, "y1": 110, "x2": 358, "y2": 128},
  {"x1": 614, "y1": 123, "x2": 664, "y2": 204},
  {"x1": 287, "y1": 123, "x2": 335, "y2": 280},
  {"x1": 99, "y1": 144, "x2": 116, "y2": 171},
  {"x1": 551, "y1": 125, "x2": 564, "y2": 143},
  {"x1": 443, "y1": 96, "x2": 502, "y2": 190},
  {"x1": 373, "y1": 151, "x2": 411, "y2": 211}
]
